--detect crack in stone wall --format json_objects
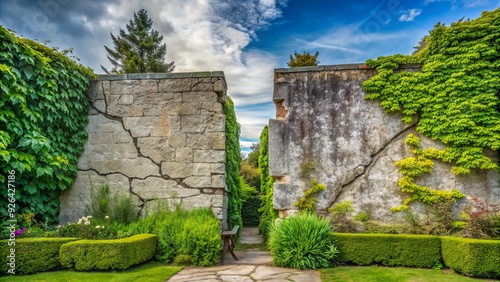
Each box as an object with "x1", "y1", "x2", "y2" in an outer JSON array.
[
  {"x1": 269, "y1": 64, "x2": 500, "y2": 222},
  {"x1": 59, "y1": 72, "x2": 229, "y2": 225}
]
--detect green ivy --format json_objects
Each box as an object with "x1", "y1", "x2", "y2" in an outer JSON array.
[
  {"x1": 224, "y1": 97, "x2": 242, "y2": 231},
  {"x1": 295, "y1": 179, "x2": 326, "y2": 212},
  {"x1": 0, "y1": 25, "x2": 94, "y2": 223},
  {"x1": 258, "y1": 125, "x2": 278, "y2": 239},
  {"x1": 363, "y1": 9, "x2": 500, "y2": 210}
]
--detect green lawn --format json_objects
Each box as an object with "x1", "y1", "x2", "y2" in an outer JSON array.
[
  {"x1": 320, "y1": 266, "x2": 497, "y2": 282},
  {"x1": 0, "y1": 261, "x2": 182, "y2": 282}
]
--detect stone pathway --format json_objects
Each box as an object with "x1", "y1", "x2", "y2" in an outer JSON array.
[{"x1": 166, "y1": 227, "x2": 321, "y2": 282}]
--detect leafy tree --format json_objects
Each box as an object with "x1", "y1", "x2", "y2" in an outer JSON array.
[
  {"x1": 287, "y1": 51, "x2": 319, "y2": 67},
  {"x1": 101, "y1": 9, "x2": 175, "y2": 74}
]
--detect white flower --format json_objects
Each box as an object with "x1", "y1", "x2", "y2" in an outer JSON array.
[
  {"x1": 95, "y1": 225, "x2": 101, "y2": 229},
  {"x1": 57, "y1": 225, "x2": 61, "y2": 229},
  {"x1": 77, "y1": 219, "x2": 82, "y2": 225},
  {"x1": 84, "y1": 221, "x2": 90, "y2": 225},
  {"x1": 105, "y1": 216, "x2": 110, "y2": 219}
]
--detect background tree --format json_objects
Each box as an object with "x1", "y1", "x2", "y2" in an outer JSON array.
[
  {"x1": 240, "y1": 143, "x2": 260, "y2": 190},
  {"x1": 287, "y1": 51, "x2": 319, "y2": 67},
  {"x1": 101, "y1": 9, "x2": 175, "y2": 74}
]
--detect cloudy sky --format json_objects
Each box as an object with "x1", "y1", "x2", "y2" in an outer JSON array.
[{"x1": 0, "y1": 0, "x2": 498, "y2": 153}]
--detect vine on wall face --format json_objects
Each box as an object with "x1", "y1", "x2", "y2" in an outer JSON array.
[
  {"x1": 0, "y1": 25, "x2": 95, "y2": 223},
  {"x1": 363, "y1": 9, "x2": 500, "y2": 211},
  {"x1": 224, "y1": 97, "x2": 243, "y2": 231}
]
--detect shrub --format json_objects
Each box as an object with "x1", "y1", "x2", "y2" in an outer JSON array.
[
  {"x1": 0, "y1": 237, "x2": 78, "y2": 275},
  {"x1": 329, "y1": 200, "x2": 357, "y2": 232},
  {"x1": 155, "y1": 207, "x2": 221, "y2": 266},
  {"x1": 85, "y1": 184, "x2": 138, "y2": 225},
  {"x1": 59, "y1": 234, "x2": 157, "y2": 271},
  {"x1": 441, "y1": 236, "x2": 500, "y2": 279},
  {"x1": 332, "y1": 233, "x2": 442, "y2": 268},
  {"x1": 459, "y1": 197, "x2": 500, "y2": 239},
  {"x1": 54, "y1": 215, "x2": 117, "y2": 239},
  {"x1": 268, "y1": 213, "x2": 338, "y2": 269},
  {"x1": 242, "y1": 196, "x2": 261, "y2": 227}
]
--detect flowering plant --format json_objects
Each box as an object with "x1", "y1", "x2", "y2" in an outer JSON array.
[{"x1": 56, "y1": 215, "x2": 115, "y2": 239}]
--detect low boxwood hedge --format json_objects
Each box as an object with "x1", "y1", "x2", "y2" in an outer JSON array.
[
  {"x1": 441, "y1": 236, "x2": 500, "y2": 279},
  {"x1": 0, "y1": 237, "x2": 79, "y2": 275},
  {"x1": 332, "y1": 233, "x2": 442, "y2": 268},
  {"x1": 60, "y1": 234, "x2": 157, "y2": 271}
]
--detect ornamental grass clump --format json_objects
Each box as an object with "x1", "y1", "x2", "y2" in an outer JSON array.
[{"x1": 268, "y1": 212, "x2": 338, "y2": 269}]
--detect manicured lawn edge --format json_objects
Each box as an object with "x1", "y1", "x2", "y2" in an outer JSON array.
[
  {"x1": 60, "y1": 234, "x2": 157, "y2": 271},
  {"x1": 0, "y1": 237, "x2": 79, "y2": 275},
  {"x1": 441, "y1": 236, "x2": 500, "y2": 279}
]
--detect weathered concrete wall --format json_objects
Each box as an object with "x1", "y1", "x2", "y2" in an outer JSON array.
[
  {"x1": 59, "y1": 72, "x2": 228, "y2": 224},
  {"x1": 269, "y1": 64, "x2": 500, "y2": 222}
]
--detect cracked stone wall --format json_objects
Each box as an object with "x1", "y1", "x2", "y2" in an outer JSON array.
[
  {"x1": 59, "y1": 72, "x2": 228, "y2": 225},
  {"x1": 269, "y1": 64, "x2": 500, "y2": 222}
]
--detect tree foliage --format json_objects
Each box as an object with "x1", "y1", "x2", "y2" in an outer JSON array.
[
  {"x1": 287, "y1": 51, "x2": 319, "y2": 67},
  {"x1": 101, "y1": 9, "x2": 175, "y2": 74},
  {"x1": 224, "y1": 97, "x2": 243, "y2": 231},
  {"x1": 363, "y1": 9, "x2": 500, "y2": 211},
  {"x1": 0, "y1": 25, "x2": 94, "y2": 223}
]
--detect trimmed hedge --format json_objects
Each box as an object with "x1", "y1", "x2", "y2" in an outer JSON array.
[
  {"x1": 0, "y1": 237, "x2": 79, "y2": 275},
  {"x1": 60, "y1": 234, "x2": 157, "y2": 271},
  {"x1": 332, "y1": 233, "x2": 442, "y2": 268},
  {"x1": 441, "y1": 236, "x2": 500, "y2": 279}
]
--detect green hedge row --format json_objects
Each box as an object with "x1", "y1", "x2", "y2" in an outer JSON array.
[
  {"x1": 441, "y1": 236, "x2": 500, "y2": 279},
  {"x1": 332, "y1": 233, "x2": 442, "y2": 268},
  {"x1": 0, "y1": 237, "x2": 79, "y2": 275},
  {"x1": 60, "y1": 234, "x2": 157, "y2": 271},
  {"x1": 333, "y1": 233, "x2": 500, "y2": 279}
]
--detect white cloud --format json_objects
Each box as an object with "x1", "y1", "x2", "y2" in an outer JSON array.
[
  {"x1": 399, "y1": 9, "x2": 422, "y2": 22},
  {"x1": 462, "y1": 0, "x2": 490, "y2": 7}
]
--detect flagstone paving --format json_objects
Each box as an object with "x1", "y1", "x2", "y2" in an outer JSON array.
[{"x1": 166, "y1": 227, "x2": 321, "y2": 282}]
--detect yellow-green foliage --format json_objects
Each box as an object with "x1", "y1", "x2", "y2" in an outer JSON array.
[
  {"x1": 295, "y1": 179, "x2": 326, "y2": 212},
  {"x1": 363, "y1": 10, "x2": 500, "y2": 210},
  {"x1": 332, "y1": 233, "x2": 442, "y2": 268},
  {"x1": 0, "y1": 237, "x2": 79, "y2": 275},
  {"x1": 59, "y1": 234, "x2": 157, "y2": 271},
  {"x1": 258, "y1": 125, "x2": 278, "y2": 240},
  {"x1": 441, "y1": 236, "x2": 500, "y2": 279},
  {"x1": 391, "y1": 135, "x2": 465, "y2": 212}
]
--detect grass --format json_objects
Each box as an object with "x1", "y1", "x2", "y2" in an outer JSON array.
[
  {"x1": 320, "y1": 266, "x2": 497, "y2": 282},
  {"x1": 0, "y1": 261, "x2": 182, "y2": 282},
  {"x1": 234, "y1": 242, "x2": 268, "y2": 251}
]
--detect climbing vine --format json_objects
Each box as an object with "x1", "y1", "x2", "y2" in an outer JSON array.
[
  {"x1": 0, "y1": 25, "x2": 95, "y2": 223},
  {"x1": 295, "y1": 179, "x2": 326, "y2": 212},
  {"x1": 224, "y1": 97, "x2": 243, "y2": 231},
  {"x1": 258, "y1": 125, "x2": 278, "y2": 239},
  {"x1": 363, "y1": 9, "x2": 500, "y2": 211}
]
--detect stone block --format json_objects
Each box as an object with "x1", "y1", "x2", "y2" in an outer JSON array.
[
  {"x1": 181, "y1": 115, "x2": 207, "y2": 133},
  {"x1": 161, "y1": 162, "x2": 193, "y2": 178},
  {"x1": 211, "y1": 163, "x2": 225, "y2": 174},
  {"x1": 213, "y1": 80, "x2": 226, "y2": 92},
  {"x1": 186, "y1": 133, "x2": 211, "y2": 149},
  {"x1": 193, "y1": 163, "x2": 211, "y2": 176},
  {"x1": 167, "y1": 102, "x2": 199, "y2": 115},
  {"x1": 182, "y1": 92, "x2": 218, "y2": 103},
  {"x1": 118, "y1": 95, "x2": 134, "y2": 105},
  {"x1": 86, "y1": 81, "x2": 104, "y2": 100},
  {"x1": 212, "y1": 175, "x2": 226, "y2": 188},
  {"x1": 194, "y1": 150, "x2": 225, "y2": 163},
  {"x1": 123, "y1": 117, "x2": 158, "y2": 137},
  {"x1": 169, "y1": 115, "x2": 181, "y2": 132},
  {"x1": 168, "y1": 133, "x2": 186, "y2": 147},
  {"x1": 132, "y1": 177, "x2": 200, "y2": 200},
  {"x1": 210, "y1": 132, "x2": 225, "y2": 149},
  {"x1": 86, "y1": 114, "x2": 123, "y2": 133},
  {"x1": 200, "y1": 102, "x2": 223, "y2": 113},
  {"x1": 176, "y1": 147, "x2": 193, "y2": 162},
  {"x1": 92, "y1": 157, "x2": 160, "y2": 178},
  {"x1": 269, "y1": 119, "x2": 288, "y2": 177},
  {"x1": 110, "y1": 79, "x2": 157, "y2": 95},
  {"x1": 193, "y1": 82, "x2": 214, "y2": 91},
  {"x1": 182, "y1": 194, "x2": 224, "y2": 209},
  {"x1": 158, "y1": 78, "x2": 192, "y2": 92},
  {"x1": 140, "y1": 147, "x2": 176, "y2": 163},
  {"x1": 150, "y1": 113, "x2": 171, "y2": 137},
  {"x1": 183, "y1": 176, "x2": 212, "y2": 188},
  {"x1": 89, "y1": 133, "x2": 113, "y2": 145},
  {"x1": 92, "y1": 100, "x2": 106, "y2": 113},
  {"x1": 137, "y1": 137, "x2": 168, "y2": 148},
  {"x1": 206, "y1": 113, "x2": 225, "y2": 132}
]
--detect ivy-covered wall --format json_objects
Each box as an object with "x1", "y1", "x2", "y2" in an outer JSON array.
[
  {"x1": 268, "y1": 10, "x2": 500, "y2": 222},
  {"x1": 0, "y1": 26, "x2": 94, "y2": 223}
]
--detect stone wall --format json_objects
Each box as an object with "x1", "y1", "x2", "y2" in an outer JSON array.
[
  {"x1": 59, "y1": 72, "x2": 228, "y2": 225},
  {"x1": 269, "y1": 64, "x2": 500, "y2": 222}
]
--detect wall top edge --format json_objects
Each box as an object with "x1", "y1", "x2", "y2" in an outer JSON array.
[
  {"x1": 274, "y1": 63, "x2": 422, "y2": 73},
  {"x1": 96, "y1": 71, "x2": 226, "y2": 81}
]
